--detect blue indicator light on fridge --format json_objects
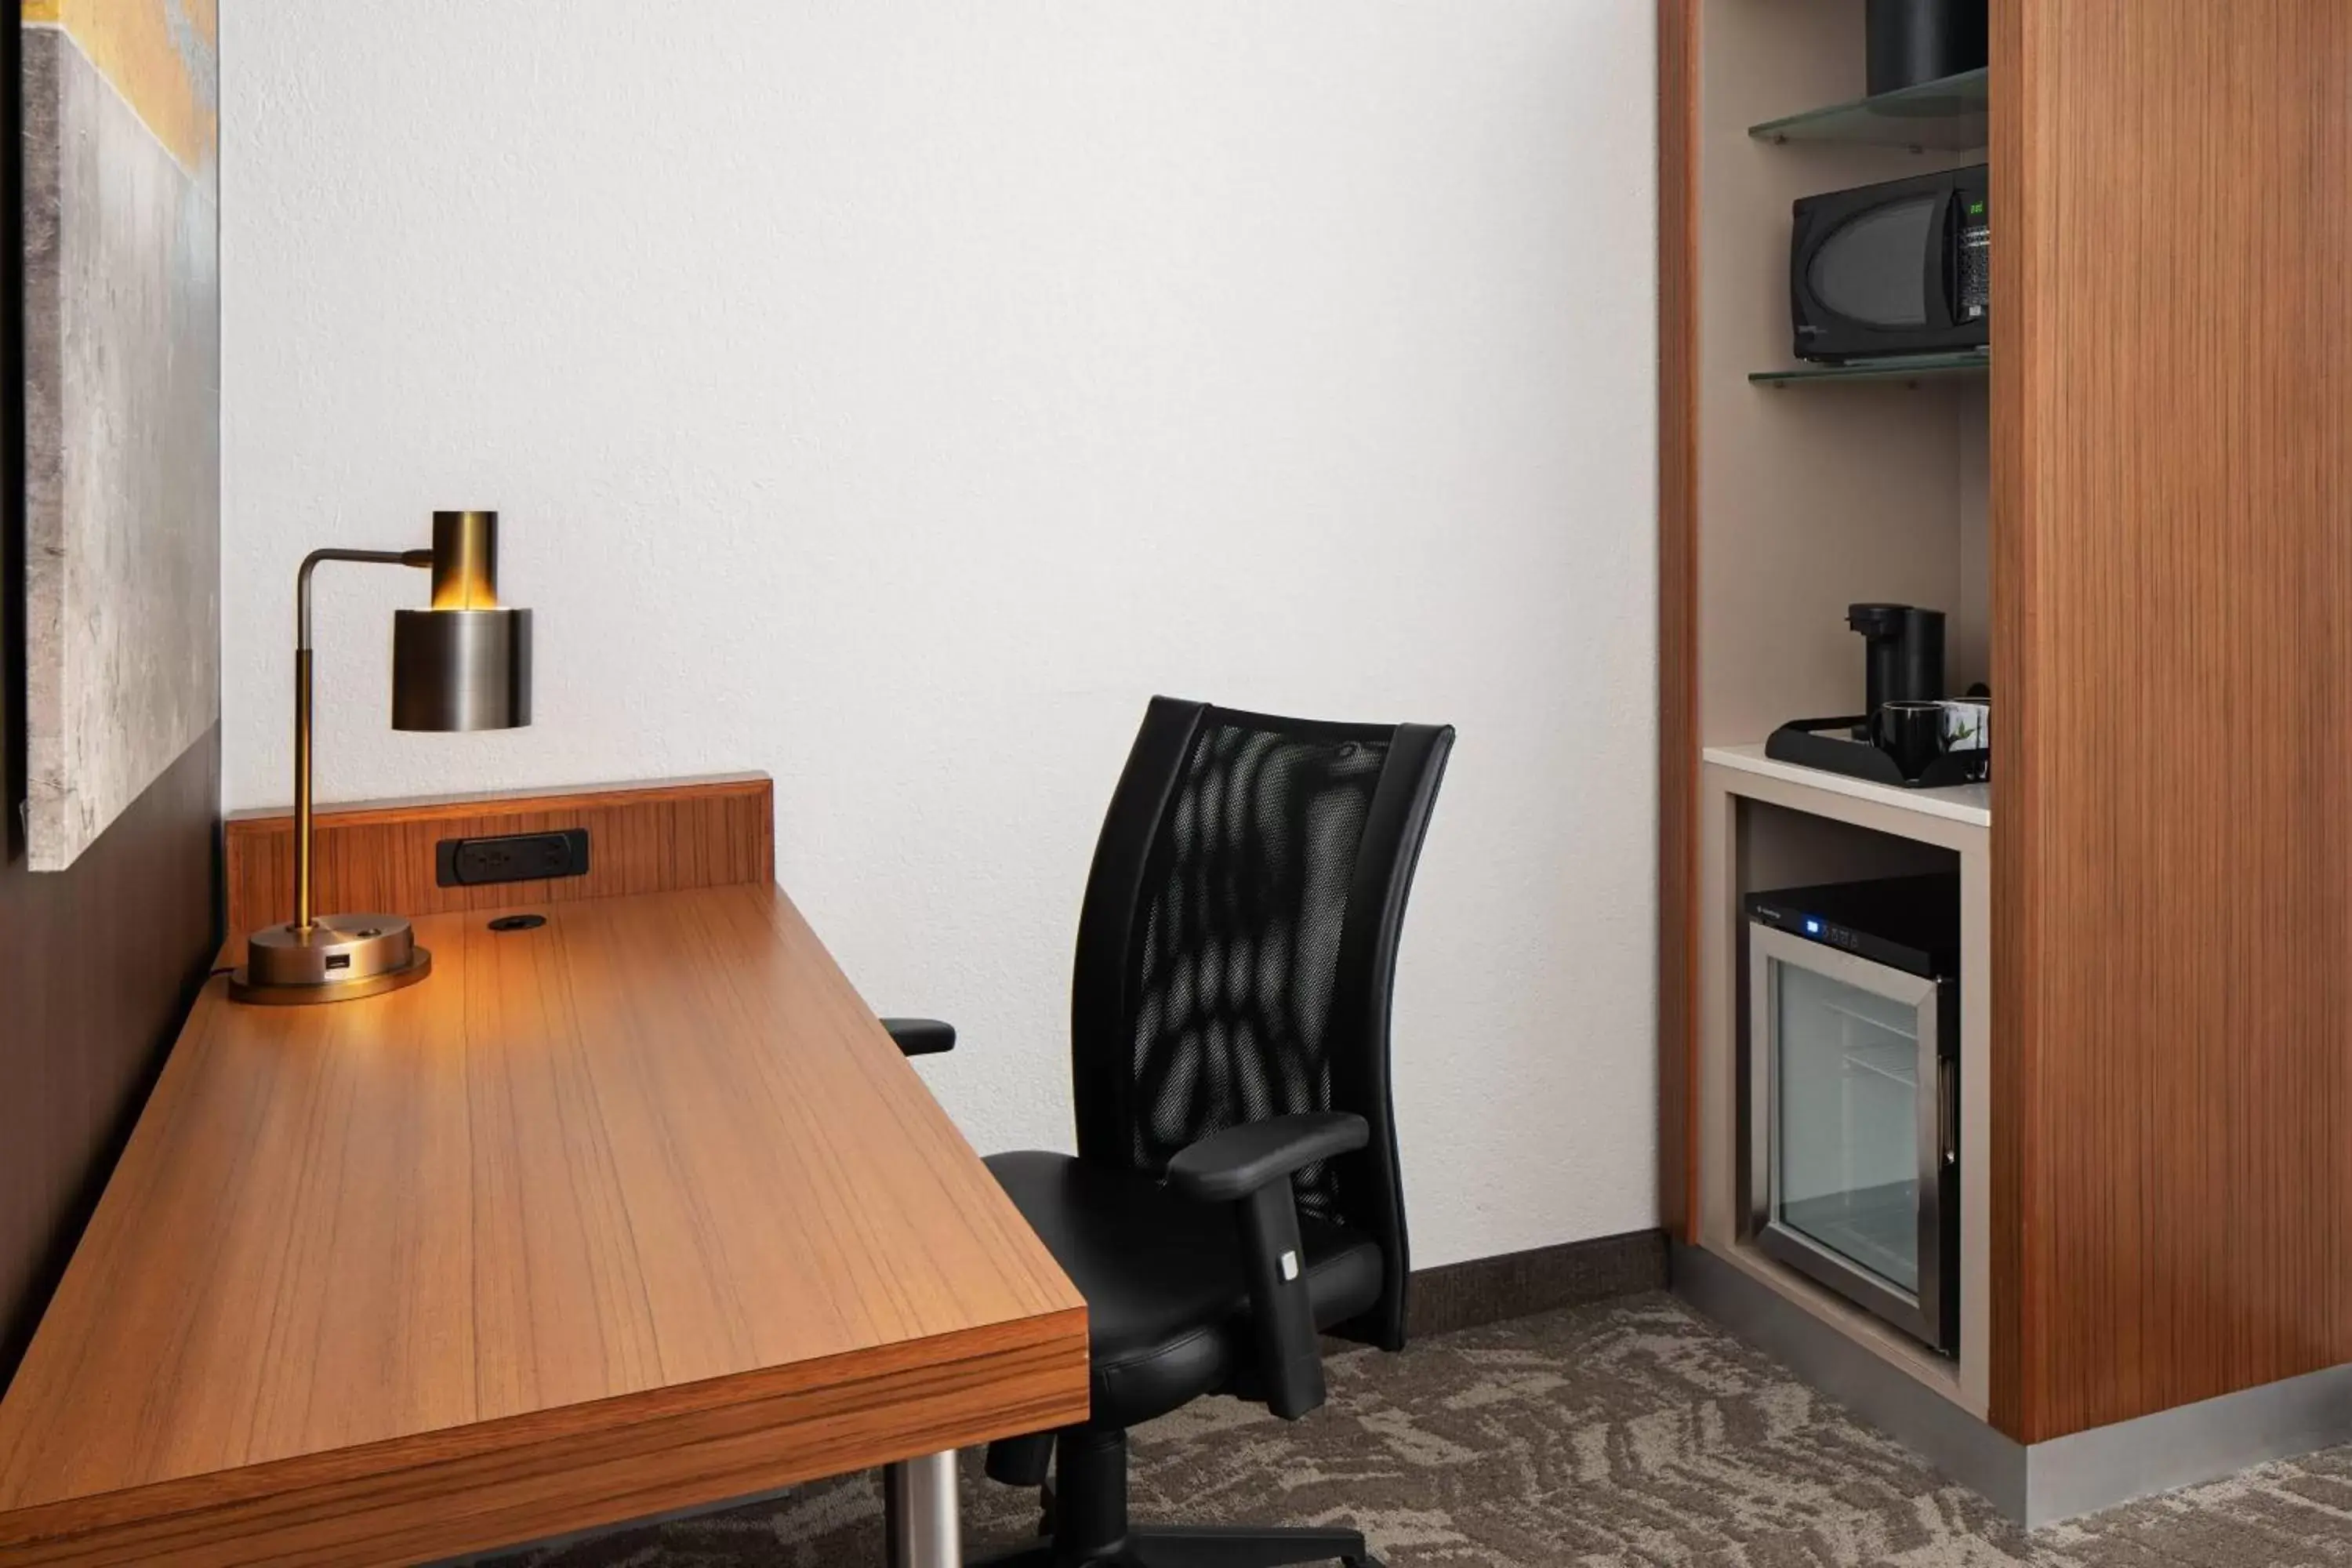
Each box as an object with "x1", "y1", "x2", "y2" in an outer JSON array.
[{"x1": 1803, "y1": 918, "x2": 1824, "y2": 936}]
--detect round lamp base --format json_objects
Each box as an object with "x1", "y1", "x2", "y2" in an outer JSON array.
[{"x1": 230, "y1": 913, "x2": 434, "y2": 1007}]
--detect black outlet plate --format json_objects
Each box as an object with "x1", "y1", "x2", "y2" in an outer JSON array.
[{"x1": 436, "y1": 828, "x2": 591, "y2": 888}]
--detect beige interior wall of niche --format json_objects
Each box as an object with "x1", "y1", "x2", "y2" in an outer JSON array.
[
  {"x1": 1952, "y1": 394, "x2": 1990, "y2": 694},
  {"x1": 1697, "y1": 0, "x2": 1989, "y2": 745}
]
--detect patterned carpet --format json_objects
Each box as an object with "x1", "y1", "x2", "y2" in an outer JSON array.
[{"x1": 491, "y1": 1292, "x2": 2352, "y2": 1567}]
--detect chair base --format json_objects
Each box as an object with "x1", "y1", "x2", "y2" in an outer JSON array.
[
  {"x1": 970, "y1": 1523, "x2": 1381, "y2": 1568},
  {"x1": 978, "y1": 1428, "x2": 1380, "y2": 1566}
]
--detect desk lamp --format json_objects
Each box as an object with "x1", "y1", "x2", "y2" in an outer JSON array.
[{"x1": 230, "y1": 510, "x2": 532, "y2": 1005}]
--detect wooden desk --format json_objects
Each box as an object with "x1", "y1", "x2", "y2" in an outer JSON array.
[{"x1": 0, "y1": 883, "x2": 1088, "y2": 1566}]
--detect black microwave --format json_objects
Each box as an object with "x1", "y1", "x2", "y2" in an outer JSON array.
[{"x1": 1791, "y1": 165, "x2": 1987, "y2": 362}]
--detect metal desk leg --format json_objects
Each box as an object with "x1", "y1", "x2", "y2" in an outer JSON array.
[{"x1": 884, "y1": 1450, "x2": 962, "y2": 1567}]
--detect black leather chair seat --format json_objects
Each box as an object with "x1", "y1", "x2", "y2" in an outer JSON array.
[{"x1": 987, "y1": 1150, "x2": 1383, "y2": 1431}]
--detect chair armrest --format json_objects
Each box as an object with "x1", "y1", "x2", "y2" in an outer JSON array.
[
  {"x1": 1163, "y1": 1112, "x2": 1368, "y2": 1203},
  {"x1": 1162, "y1": 1111, "x2": 1369, "y2": 1421},
  {"x1": 880, "y1": 1018, "x2": 956, "y2": 1057}
]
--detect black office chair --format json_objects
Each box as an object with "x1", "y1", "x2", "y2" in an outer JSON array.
[{"x1": 887, "y1": 696, "x2": 1453, "y2": 1568}]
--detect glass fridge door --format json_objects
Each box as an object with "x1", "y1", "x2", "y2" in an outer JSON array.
[{"x1": 1747, "y1": 923, "x2": 1947, "y2": 1346}]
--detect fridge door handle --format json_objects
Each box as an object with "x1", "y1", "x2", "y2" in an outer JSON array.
[{"x1": 1938, "y1": 1054, "x2": 1959, "y2": 1168}]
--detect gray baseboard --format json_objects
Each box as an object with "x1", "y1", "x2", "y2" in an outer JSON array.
[
  {"x1": 1672, "y1": 1240, "x2": 2352, "y2": 1527},
  {"x1": 2023, "y1": 1355, "x2": 2352, "y2": 1526},
  {"x1": 1409, "y1": 1228, "x2": 1668, "y2": 1339},
  {"x1": 1671, "y1": 1240, "x2": 2030, "y2": 1516}
]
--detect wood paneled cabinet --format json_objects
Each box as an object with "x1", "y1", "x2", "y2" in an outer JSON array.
[{"x1": 1658, "y1": 0, "x2": 2352, "y2": 1448}]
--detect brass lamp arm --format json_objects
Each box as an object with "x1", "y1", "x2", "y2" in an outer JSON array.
[
  {"x1": 296, "y1": 546, "x2": 436, "y2": 649},
  {"x1": 289, "y1": 546, "x2": 435, "y2": 931}
]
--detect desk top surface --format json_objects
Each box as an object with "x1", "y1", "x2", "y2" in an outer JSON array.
[{"x1": 0, "y1": 882, "x2": 1083, "y2": 1537}]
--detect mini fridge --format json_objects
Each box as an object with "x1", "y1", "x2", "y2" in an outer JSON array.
[{"x1": 1742, "y1": 873, "x2": 1960, "y2": 1355}]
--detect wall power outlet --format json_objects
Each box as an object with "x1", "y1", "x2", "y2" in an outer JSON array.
[{"x1": 434, "y1": 828, "x2": 592, "y2": 888}]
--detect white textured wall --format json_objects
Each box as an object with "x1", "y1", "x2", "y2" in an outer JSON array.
[{"x1": 220, "y1": 0, "x2": 1658, "y2": 1264}]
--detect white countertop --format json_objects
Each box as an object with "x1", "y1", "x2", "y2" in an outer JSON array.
[{"x1": 1704, "y1": 742, "x2": 1992, "y2": 829}]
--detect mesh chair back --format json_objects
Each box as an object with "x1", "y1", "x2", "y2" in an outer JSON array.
[{"x1": 1069, "y1": 698, "x2": 1453, "y2": 1348}]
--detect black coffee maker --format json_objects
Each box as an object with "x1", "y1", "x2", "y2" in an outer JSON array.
[
  {"x1": 1763, "y1": 602, "x2": 1982, "y2": 787},
  {"x1": 1848, "y1": 603, "x2": 1945, "y2": 716}
]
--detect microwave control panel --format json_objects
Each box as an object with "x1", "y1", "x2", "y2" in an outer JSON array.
[{"x1": 1958, "y1": 195, "x2": 1990, "y2": 321}]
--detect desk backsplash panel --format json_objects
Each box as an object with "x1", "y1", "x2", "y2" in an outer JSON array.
[{"x1": 223, "y1": 775, "x2": 775, "y2": 964}]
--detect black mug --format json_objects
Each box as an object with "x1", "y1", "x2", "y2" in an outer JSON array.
[{"x1": 1873, "y1": 700, "x2": 1948, "y2": 781}]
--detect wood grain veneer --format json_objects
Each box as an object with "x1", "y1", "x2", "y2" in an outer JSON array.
[
  {"x1": 1986, "y1": 0, "x2": 2029, "y2": 1445},
  {"x1": 223, "y1": 774, "x2": 775, "y2": 965},
  {"x1": 1991, "y1": 0, "x2": 2352, "y2": 1442},
  {"x1": 1656, "y1": 0, "x2": 1700, "y2": 1244},
  {"x1": 0, "y1": 883, "x2": 1088, "y2": 1566}
]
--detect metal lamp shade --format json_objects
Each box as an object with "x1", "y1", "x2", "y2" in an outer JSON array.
[{"x1": 391, "y1": 607, "x2": 533, "y2": 731}]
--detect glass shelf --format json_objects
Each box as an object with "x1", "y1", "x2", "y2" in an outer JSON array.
[
  {"x1": 1749, "y1": 350, "x2": 1989, "y2": 388},
  {"x1": 1748, "y1": 67, "x2": 1987, "y2": 152}
]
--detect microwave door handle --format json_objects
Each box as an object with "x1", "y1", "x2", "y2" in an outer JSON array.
[{"x1": 1927, "y1": 191, "x2": 1959, "y2": 330}]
